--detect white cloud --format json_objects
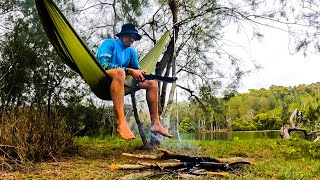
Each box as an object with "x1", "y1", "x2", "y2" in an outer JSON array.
[{"x1": 222, "y1": 23, "x2": 320, "y2": 93}]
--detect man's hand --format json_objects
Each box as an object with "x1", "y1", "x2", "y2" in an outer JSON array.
[{"x1": 127, "y1": 68, "x2": 147, "y2": 82}]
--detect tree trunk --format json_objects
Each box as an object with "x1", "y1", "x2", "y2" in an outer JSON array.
[
  {"x1": 156, "y1": 0, "x2": 179, "y2": 113},
  {"x1": 150, "y1": 0, "x2": 179, "y2": 146}
]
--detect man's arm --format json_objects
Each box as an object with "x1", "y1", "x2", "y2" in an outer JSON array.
[{"x1": 126, "y1": 48, "x2": 146, "y2": 81}]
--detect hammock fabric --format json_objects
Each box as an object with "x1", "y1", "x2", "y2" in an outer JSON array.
[{"x1": 35, "y1": 0, "x2": 170, "y2": 100}]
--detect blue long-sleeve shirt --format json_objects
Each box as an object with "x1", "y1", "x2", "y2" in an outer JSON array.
[{"x1": 96, "y1": 38, "x2": 141, "y2": 73}]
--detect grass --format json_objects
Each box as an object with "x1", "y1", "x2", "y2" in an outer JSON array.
[
  {"x1": 0, "y1": 108, "x2": 77, "y2": 164},
  {"x1": 1, "y1": 136, "x2": 320, "y2": 179}
]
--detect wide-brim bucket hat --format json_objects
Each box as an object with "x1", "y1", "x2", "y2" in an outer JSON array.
[{"x1": 116, "y1": 23, "x2": 142, "y2": 41}]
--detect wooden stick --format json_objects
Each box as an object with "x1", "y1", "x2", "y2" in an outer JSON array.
[
  {"x1": 192, "y1": 171, "x2": 229, "y2": 177},
  {"x1": 199, "y1": 162, "x2": 229, "y2": 170},
  {"x1": 109, "y1": 164, "x2": 147, "y2": 171},
  {"x1": 216, "y1": 157, "x2": 255, "y2": 164},
  {"x1": 157, "y1": 148, "x2": 220, "y2": 162},
  {"x1": 122, "y1": 153, "x2": 163, "y2": 161},
  {"x1": 109, "y1": 162, "x2": 184, "y2": 171},
  {"x1": 308, "y1": 130, "x2": 320, "y2": 135}
]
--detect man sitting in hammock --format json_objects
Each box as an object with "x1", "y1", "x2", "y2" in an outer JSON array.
[{"x1": 96, "y1": 23, "x2": 172, "y2": 140}]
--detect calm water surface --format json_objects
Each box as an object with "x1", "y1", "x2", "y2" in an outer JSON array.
[{"x1": 178, "y1": 130, "x2": 280, "y2": 141}]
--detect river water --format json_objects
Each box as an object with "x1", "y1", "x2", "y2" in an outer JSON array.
[{"x1": 178, "y1": 130, "x2": 280, "y2": 141}]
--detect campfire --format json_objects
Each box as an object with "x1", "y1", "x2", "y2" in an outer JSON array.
[{"x1": 110, "y1": 148, "x2": 254, "y2": 179}]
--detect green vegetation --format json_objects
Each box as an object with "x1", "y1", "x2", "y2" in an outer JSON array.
[
  {"x1": 175, "y1": 83, "x2": 320, "y2": 132},
  {"x1": 1, "y1": 136, "x2": 320, "y2": 179}
]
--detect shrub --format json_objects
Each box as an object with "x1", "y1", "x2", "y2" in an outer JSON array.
[
  {"x1": 179, "y1": 117, "x2": 196, "y2": 133},
  {"x1": 0, "y1": 107, "x2": 78, "y2": 164}
]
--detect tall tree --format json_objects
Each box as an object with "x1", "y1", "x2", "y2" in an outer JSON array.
[{"x1": 0, "y1": 0, "x2": 88, "y2": 111}]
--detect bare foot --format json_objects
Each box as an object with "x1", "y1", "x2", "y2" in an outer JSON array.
[
  {"x1": 150, "y1": 123, "x2": 173, "y2": 138},
  {"x1": 117, "y1": 122, "x2": 135, "y2": 140}
]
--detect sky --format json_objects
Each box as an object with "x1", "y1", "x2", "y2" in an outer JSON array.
[{"x1": 222, "y1": 23, "x2": 320, "y2": 93}]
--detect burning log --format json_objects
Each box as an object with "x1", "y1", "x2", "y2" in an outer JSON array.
[
  {"x1": 122, "y1": 148, "x2": 221, "y2": 162},
  {"x1": 157, "y1": 148, "x2": 221, "y2": 162},
  {"x1": 122, "y1": 148, "x2": 254, "y2": 165},
  {"x1": 111, "y1": 148, "x2": 254, "y2": 179}
]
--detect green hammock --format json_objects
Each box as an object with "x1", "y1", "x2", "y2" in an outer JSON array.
[{"x1": 35, "y1": 0, "x2": 171, "y2": 100}]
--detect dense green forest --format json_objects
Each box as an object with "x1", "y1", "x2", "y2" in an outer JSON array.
[{"x1": 174, "y1": 83, "x2": 320, "y2": 133}]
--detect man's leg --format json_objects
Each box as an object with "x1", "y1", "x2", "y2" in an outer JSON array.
[
  {"x1": 138, "y1": 80, "x2": 172, "y2": 138},
  {"x1": 106, "y1": 69, "x2": 135, "y2": 140}
]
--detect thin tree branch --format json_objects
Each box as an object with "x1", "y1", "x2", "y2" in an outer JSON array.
[{"x1": 176, "y1": 84, "x2": 204, "y2": 107}]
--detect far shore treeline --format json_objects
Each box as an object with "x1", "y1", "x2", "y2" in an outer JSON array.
[{"x1": 175, "y1": 83, "x2": 320, "y2": 133}]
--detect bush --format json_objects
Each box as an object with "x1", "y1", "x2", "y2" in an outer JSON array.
[
  {"x1": 0, "y1": 107, "x2": 78, "y2": 164},
  {"x1": 179, "y1": 117, "x2": 196, "y2": 133},
  {"x1": 61, "y1": 104, "x2": 116, "y2": 136},
  {"x1": 231, "y1": 118, "x2": 257, "y2": 131}
]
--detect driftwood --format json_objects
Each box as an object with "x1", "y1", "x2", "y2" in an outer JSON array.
[
  {"x1": 281, "y1": 109, "x2": 320, "y2": 142},
  {"x1": 110, "y1": 148, "x2": 254, "y2": 179},
  {"x1": 280, "y1": 126, "x2": 320, "y2": 142}
]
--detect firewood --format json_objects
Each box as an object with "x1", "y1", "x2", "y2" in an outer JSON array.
[
  {"x1": 139, "y1": 162, "x2": 184, "y2": 170},
  {"x1": 200, "y1": 159, "x2": 253, "y2": 170},
  {"x1": 192, "y1": 170, "x2": 229, "y2": 177},
  {"x1": 199, "y1": 162, "x2": 229, "y2": 170},
  {"x1": 216, "y1": 157, "x2": 255, "y2": 164},
  {"x1": 109, "y1": 162, "x2": 184, "y2": 171},
  {"x1": 122, "y1": 153, "x2": 163, "y2": 161},
  {"x1": 157, "y1": 148, "x2": 220, "y2": 162},
  {"x1": 109, "y1": 164, "x2": 147, "y2": 171}
]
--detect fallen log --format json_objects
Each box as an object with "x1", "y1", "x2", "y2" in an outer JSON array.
[
  {"x1": 281, "y1": 109, "x2": 320, "y2": 142},
  {"x1": 280, "y1": 125, "x2": 320, "y2": 141}
]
